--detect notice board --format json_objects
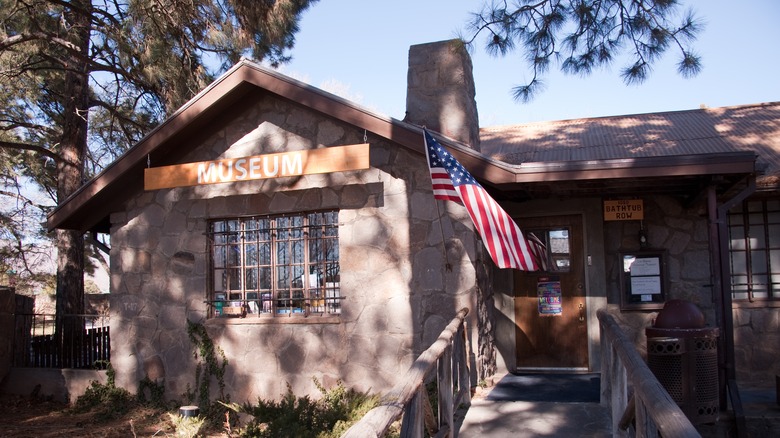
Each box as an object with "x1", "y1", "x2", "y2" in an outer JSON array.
[{"x1": 620, "y1": 250, "x2": 667, "y2": 310}]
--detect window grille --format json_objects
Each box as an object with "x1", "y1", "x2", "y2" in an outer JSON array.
[
  {"x1": 208, "y1": 211, "x2": 341, "y2": 317},
  {"x1": 728, "y1": 199, "x2": 780, "y2": 302}
]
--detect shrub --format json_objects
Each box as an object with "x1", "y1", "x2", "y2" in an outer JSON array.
[
  {"x1": 225, "y1": 378, "x2": 378, "y2": 438},
  {"x1": 71, "y1": 363, "x2": 134, "y2": 420}
]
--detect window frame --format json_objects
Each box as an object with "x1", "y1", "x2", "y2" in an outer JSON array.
[
  {"x1": 207, "y1": 211, "x2": 341, "y2": 320},
  {"x1": 525, "y1": 226, "x2": 571, "y2": 273},
  {"x1": 727, "y1": 198, "x2": 780, "y2": 304}
]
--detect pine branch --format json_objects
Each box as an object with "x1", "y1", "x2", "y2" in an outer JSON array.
[
  {"x1": 0, "y1": 140, "x2": 60, "y2": 162},
  {"x1": 0, "y1": 32, "x2": 81, "y2": 54},
  {"x1": 467, "y1": 0, "x2": 702, "y2": 101}
]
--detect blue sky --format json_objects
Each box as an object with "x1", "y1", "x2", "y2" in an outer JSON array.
[{"x1": 278, "y1": 0, "x2": 780, "y2": 126}]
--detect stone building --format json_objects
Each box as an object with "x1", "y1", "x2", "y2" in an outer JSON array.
[{"x1": 46, "y1": 39, "x2": 779, "y2": 405}]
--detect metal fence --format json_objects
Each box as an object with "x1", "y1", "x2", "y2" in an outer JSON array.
[{"x1": 13, "y1": 313, "x2": 111, "y2": 370}]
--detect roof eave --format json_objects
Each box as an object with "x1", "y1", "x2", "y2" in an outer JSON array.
[{"x1": 504, "y1": 152, "x2": 757, "y2": 185}]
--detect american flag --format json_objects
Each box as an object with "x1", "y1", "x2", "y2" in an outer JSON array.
[
  {"x1": 527, "y1": 232, "x2": 549, "y2": 271},
  {"x1": 424, "y1": 129, "x2": 539, "y2": 271}
]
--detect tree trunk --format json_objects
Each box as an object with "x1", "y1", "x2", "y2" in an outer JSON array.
[
  {"x1": 55, "y1": 1, "x2": 91, "y2": 367},
  {"x1": 475, "y1": 250, "x2": 497, "y2": 381},
  {"x1": 56, "y1": 229, "x2": 85, "y2": 367}
]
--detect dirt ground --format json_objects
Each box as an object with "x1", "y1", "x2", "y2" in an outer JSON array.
[{"x1": 0, "y1": 393, "x2": 196, "y2": 437}]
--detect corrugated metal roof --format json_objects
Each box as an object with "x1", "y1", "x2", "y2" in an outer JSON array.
[{"x1": 480, "y1": 102, "x2": 780, "y2": 182}]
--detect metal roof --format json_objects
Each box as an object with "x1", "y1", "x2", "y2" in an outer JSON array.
[{"x1": 480, "y1": 102, "x2": 779, "y2": 184}]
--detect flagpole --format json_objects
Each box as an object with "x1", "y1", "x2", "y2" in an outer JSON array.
[
  {"x1": 434, "y1": 199, "x2": 453, "y2": 272},
  {"x1": 422, "y1": 126, "x2": 453, "y2": 272}
]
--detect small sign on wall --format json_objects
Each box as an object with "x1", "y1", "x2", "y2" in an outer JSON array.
[{"x1": 603, "y1": 199, "x2": 644, "y2": 221}]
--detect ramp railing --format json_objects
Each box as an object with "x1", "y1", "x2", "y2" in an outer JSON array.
[
  {"x1": 342, "y1": 307, "x2": 470, "y2": 438},
  {"x1": 598, "y1": 308, "x2": 700, "y2": 437}
]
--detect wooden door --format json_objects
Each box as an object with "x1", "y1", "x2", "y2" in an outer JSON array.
[{"x1": 514, "y1": 214, "x2": 589, "y2": 370}]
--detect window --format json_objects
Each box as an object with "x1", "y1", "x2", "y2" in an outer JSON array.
[
  {"x1": 728, "y1": 199, "x2": 780, "y2": 302},
  {"x1": 208, "y1": 211, "x2": 340, "y2": 318},
  {"x1": 527, "y1": 228, "x2": 570, "y2": 272}
]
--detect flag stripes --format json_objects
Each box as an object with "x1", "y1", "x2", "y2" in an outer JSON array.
[
  {"x1": 527, "y1": 232, "x2": 549, "y2": 271},
  {"x1": 424, "y1": 129, "x2": 540, "y2": 271},
  {"x1": 429, "y1": 169, "x2": 460, "y2": 202}
]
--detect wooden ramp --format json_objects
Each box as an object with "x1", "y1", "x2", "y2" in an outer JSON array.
[{"x1": 458, "y1": 373, "x2": 611, "y2": 437}]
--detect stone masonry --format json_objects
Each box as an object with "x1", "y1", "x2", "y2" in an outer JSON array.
[
  {"x1": 405, "y1": 39, "x2": 480, "y2": 150},
  {"x1": 108, "y1": 95, "x2": 481, "y2": 403},
  {"x1": 602, "y1": 194, "x2": 779, "y2": 386},
  {"x1": 603, "y1": 195, "x2": 714, "y2": 354}
]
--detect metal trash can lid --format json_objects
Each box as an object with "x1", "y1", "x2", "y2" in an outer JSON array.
[{"x1": 654, "y1": 299, "x2": 705, "y2": 329}]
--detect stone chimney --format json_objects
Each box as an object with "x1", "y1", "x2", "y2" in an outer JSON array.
[{"x1": 405, "y1": 39, "x2": 480, "y2": 151}]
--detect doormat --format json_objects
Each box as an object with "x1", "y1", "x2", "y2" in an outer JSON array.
[{"x1": 486, "y1": 373, "x2": 601, "y2": 403}]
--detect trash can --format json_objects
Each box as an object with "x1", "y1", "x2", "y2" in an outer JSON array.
[{"x1": 646, "y1": 299, "x2": 719, "y2": 425}]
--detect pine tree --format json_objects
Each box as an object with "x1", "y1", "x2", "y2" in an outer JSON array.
[
  {"x1": 466, "y1": 0, "x2": 702, "y2": 101},
  {"x1": 0, "y1": 0, "x2": 317, "y2": 357}
]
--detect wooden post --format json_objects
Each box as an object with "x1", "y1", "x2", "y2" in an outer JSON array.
[
  {"x1": 634, "y1": 396, "x2": 658, "y2": 437},
  {"x1": 401, "y1": 386, "x2": 425, "y2": 438},
  {"x1": 611, "y1": 338, "x2": 628, "y2": 437},
  {"x1": 457, "y1": 325, "x2": 471, "y2": 406},
  {"x1": 438, "y1": 345, "x2": 453, "y2": 436},
  {"x1": 598, "y1": 309, "x2": 700, "y2": 438},
  {"x1": 600, "y1": 320, "x2": 612, "y2": 407}
]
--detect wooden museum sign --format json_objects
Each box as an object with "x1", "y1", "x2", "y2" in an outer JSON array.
[{"x1": 144, "y1": 143, "x2": 369, "y2": 190}]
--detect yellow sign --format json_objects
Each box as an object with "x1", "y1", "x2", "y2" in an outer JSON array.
[
  {"x1": 144, "y1": 143, "x2": 370, "y2": 190},
  {"x1": 603, "y1": 199, "x2": 644, "y2": 221}
]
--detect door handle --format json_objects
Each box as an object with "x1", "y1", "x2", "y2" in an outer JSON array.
[{"x1": 578, "y1": 303, "x2": 585, "y2": 322}]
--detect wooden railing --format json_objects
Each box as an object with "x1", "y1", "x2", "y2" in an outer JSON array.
[
  {"x1": 343, "y1": 307, "x2": 471, "y2": 438},
  {"x1": 598, "y1": 308, "x2": 700, "y2": 437}
]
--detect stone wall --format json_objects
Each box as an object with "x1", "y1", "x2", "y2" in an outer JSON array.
[
  {"x1": 733, "y1": 307, "x2": 780, "y2": 386},
  {"x1": 108, "y1": 95, "x2": 480, "y2": 403},
  {"x1": 0, "y1": 368, "x2": 107, "y2": 403},
  {"x1": 603, "y1": 195, "x2": 714, "y2": 351},
  {"x1": 602, "y1": 194, "x2": 779, "y2": 386}
]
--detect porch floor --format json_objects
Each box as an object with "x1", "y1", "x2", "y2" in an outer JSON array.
[
  {"x1": 457, "y1": 373, "x2": 780, "y2": 437},
  {"x1": 458, "y1": 373, "x2": 611, "y2": 437}
]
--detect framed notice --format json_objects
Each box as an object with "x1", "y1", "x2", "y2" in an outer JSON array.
[{"x1": 620, "y1": 250, "x2": 667, "y2": 310}]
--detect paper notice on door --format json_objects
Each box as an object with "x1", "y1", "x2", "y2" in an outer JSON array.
[{"x1": 537, "y1": 277, "x2": 563, "y2": 316}]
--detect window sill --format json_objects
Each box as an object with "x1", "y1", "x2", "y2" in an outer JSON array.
[
  {"x1": 205, "y1": 315, "x2": 342, "y2": 325},
  {"x1": 732, "y1": 300, "x2": 780, "y2": 309}
]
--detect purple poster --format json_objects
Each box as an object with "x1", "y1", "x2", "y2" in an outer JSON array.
[{"x1": 537, "y1": 277, "x2": 563, "y2": 316}]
